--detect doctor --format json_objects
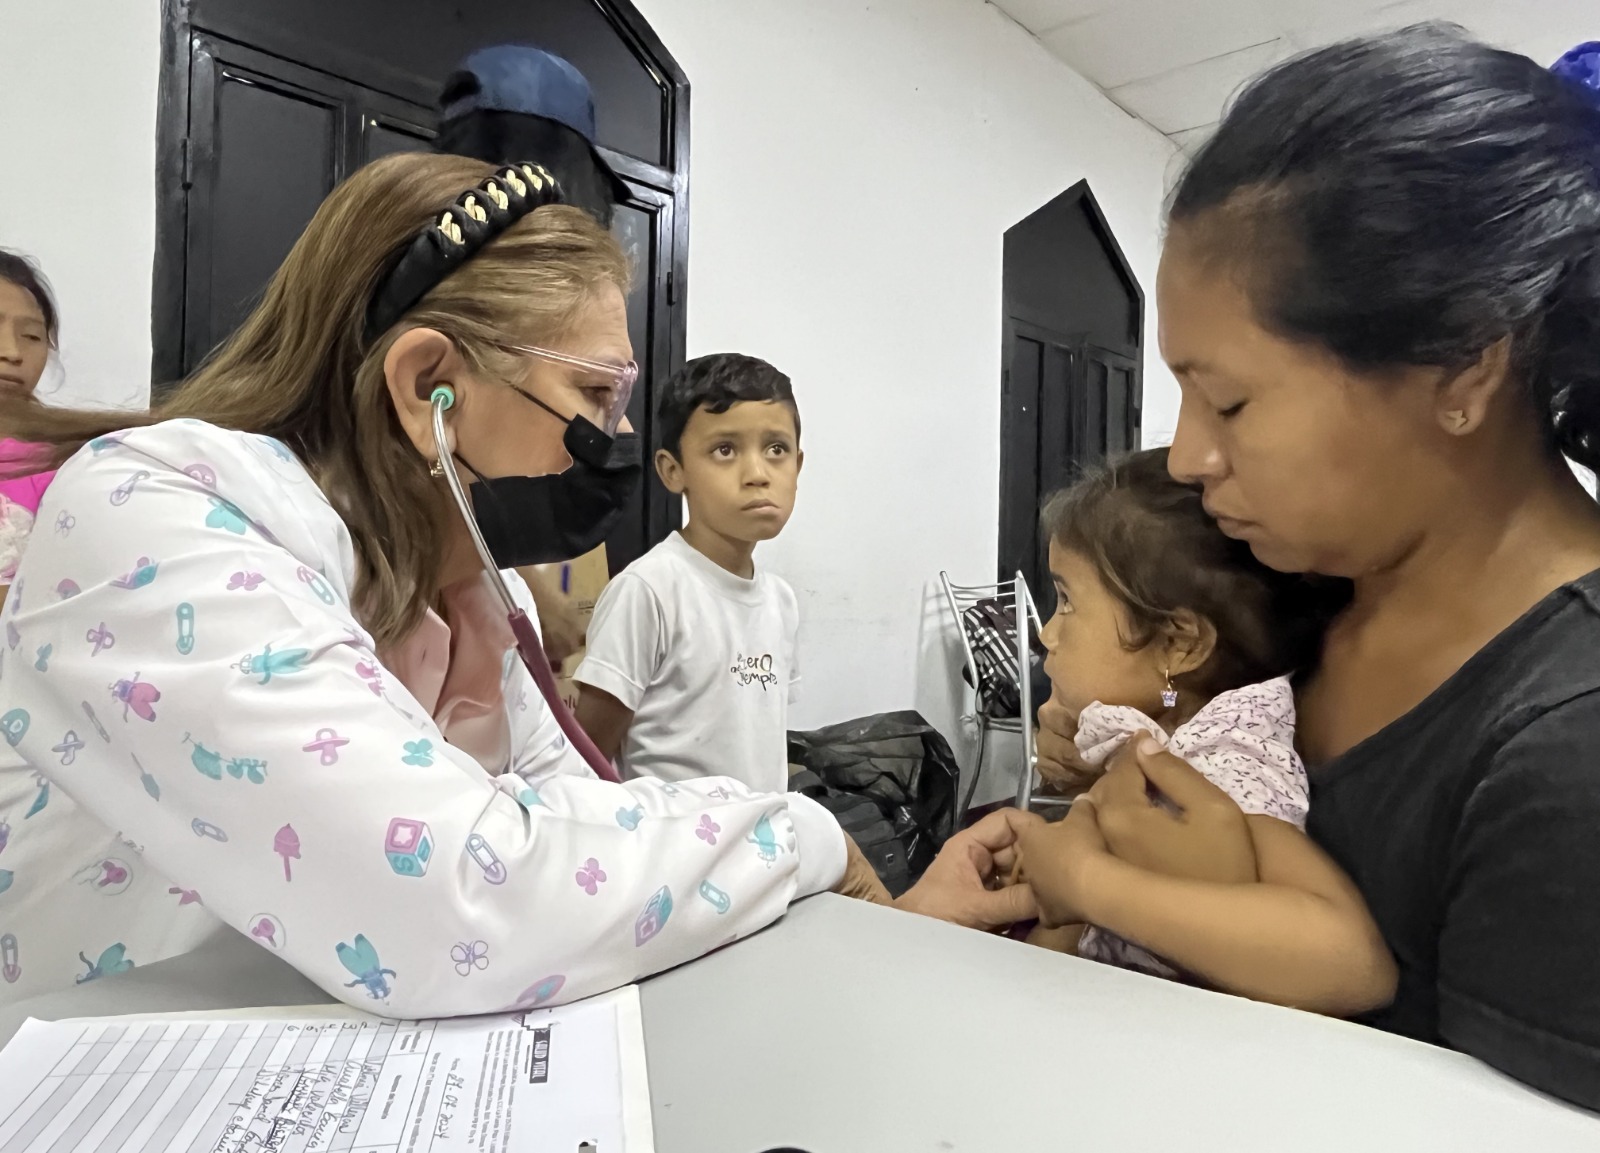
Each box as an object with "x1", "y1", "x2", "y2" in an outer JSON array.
[{"x1": 0, "y1": 154, "x2": 1034, "y2": 1010}]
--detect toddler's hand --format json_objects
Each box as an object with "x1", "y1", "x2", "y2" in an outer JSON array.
[{"x1": 1015, "y1": 800, "x2": 1111, "y2": 928}]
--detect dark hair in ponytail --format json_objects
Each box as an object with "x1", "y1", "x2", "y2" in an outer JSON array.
[
  {"x1": 0, "y1": 249, "x2": 59, "y2": 348},
  {"x1": 1169, "y1": 24, "x2": 1600, "y2": 470}
]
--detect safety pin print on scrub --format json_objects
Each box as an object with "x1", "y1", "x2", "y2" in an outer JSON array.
[
  {"x1": 1, "y1": 933, "x2": 19, "y2": 984},
  {"x1": 465, "y1": 833, "x2": 507, "y2": 884},
  {"x1": 176, "y1": 603, "x2": 195, "y2": 655},
  {"x1": 109, "y1": 470, "x2": 151, "y2": 506},
  {"x1": 191, "y1": 817, "x2": 228, "y2": 842},
  {"x1": 698, "y1": 880, "x2": 733, "y2": 915}
]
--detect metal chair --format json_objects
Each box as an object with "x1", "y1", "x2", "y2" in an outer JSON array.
[{"x1": 940, "y1": 570, "x2": 1052, "y2": 814}]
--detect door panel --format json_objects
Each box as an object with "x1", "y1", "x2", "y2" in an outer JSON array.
[
  {"x1": 183, "y1": 35, "x2": 435, "y2": 374},
  {"x1": 604, "y1": 183, "x2": 680, "y2": 573},
  {"x1": 999, "y1": 323, "x2": 1140, "y2": 596},
  {"x1": 162, "y1": 7, "x2": 689, "y2": 566},
  {"x1": 186, "y1": 47, "x2": 341, "y2": 368}
]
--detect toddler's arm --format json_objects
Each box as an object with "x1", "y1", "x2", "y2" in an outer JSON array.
[{"x1": 1022, "y1": 768, "x2": 1396, "y2": 1016}]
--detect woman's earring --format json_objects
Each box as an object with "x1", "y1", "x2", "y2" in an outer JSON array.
[
  {"x1": 429, "y1": 458, "x2": 446, "y2": 479},
  {"x1": 1161, "y1": 670, "x2": 1178, "y2": 710}
]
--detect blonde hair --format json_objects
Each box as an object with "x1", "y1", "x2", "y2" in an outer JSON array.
[{"x1": 0, "y1": 152, "x2": 631, "y2": 646}]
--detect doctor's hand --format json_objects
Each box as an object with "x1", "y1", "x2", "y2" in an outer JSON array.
[
  {"x1": 835, "y1": 835, "x2": 895, "y2": 906},
  {"x1": 895, "y1": 808, "x2": 1043, "y2": 930}
]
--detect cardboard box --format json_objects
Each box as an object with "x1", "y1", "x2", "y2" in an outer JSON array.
[{"x1": 542, "y1": 545, "x2": 611, "y2": 711}]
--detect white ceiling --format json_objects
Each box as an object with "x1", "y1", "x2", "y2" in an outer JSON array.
[{"x1": 990, "y1": 0, "x2": 1596, "y2": 151}]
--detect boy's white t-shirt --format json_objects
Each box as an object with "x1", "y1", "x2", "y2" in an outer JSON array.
[{"x1": 575, "y1": 531, "x2": 800, "y2": 791}]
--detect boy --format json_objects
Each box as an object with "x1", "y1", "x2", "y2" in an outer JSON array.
[{"x1": 574, "y1": 353, "x2": 803, "y2": 792}]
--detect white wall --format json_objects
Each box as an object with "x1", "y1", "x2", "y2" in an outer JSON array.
[
  {"x1": 0, "y1": 0, "x2": 159, "y2": 410},
  {"x1": 2, "y1": 0, "x2": 1181, "y2": 790},
  {"x1": 635, "y1": 0, "x2": 1179, "y2": 774}
]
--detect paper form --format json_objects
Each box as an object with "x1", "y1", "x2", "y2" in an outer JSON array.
[{"x1": 0, "y1": 987, "x2": 653, "y2": 1153}]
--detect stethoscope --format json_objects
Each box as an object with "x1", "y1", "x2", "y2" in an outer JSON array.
[{"x1": 429, "y1": 385, "x2": 623, "y2": 784}]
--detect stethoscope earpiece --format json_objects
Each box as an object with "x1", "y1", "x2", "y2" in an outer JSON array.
[{"x1": 430, "y1": 384, "x2": 457, "y2": 410}]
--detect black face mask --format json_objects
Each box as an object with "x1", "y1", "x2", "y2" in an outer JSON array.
[{"x1": 464, "y1": 410, "x2": 642, "y2": 569}]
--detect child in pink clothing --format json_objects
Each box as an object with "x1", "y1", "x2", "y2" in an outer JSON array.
[
  {"x1": 0, "y1": 251, "x2": 63, "y2": 588},
  {"x1": 0, "y1": 439, "x2": 57, "y2": 584},
  {"x1": 1016, "y1": 449, "x2": 1396, "y2": 1013}
]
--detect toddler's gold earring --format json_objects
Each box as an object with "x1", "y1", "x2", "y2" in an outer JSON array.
[
  {"x1": 1448, "y1": 410, "x2": 1469, "y2": 432},
  {"x1": 1161, "y1": 670, "x2": 1178, "y2": 710}
]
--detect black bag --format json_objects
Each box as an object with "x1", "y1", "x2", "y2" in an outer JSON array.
[
  {"x1": 786, "y1": 711, "x2": 960, "y2": 896},
  {"x1": 959, "y1": 596, "x2": 1049, "y2": 719}
]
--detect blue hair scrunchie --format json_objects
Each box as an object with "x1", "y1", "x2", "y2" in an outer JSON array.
[{"x1": 1552, "y1": 41, "x2": 1600, "y2": 106}]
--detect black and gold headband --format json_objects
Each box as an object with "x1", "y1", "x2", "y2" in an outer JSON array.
[{"x1": 363, "y1": 162, "x2": 564, "y2": 344}]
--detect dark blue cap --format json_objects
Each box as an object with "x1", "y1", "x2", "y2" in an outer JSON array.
[
  {"x1": 443, "y1": 45, "x2": 600, "y2": 144},
  {"x1": 1552, "y1": 41, "x2": 1600, "y2": 107}
]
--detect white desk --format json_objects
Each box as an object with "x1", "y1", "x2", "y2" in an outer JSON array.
[{"x1": 2, "y1": 894, "x2": 1594, "y2": 1151}]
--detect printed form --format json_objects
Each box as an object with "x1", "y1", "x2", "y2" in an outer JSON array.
[{"x1": 0, "y1": 987, "x2": 653, "y2": 1153}]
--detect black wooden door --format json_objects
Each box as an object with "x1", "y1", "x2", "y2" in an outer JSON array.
[
  {"x1": 179, "y1": 36, "x2": 434, "y2": 373},
  {"x1": 153, "y1": 0, "x2": 690, "y2": 571},
  {"x1": 999, "y1": 182, "x2": 1143, "y2": 597},
  {"x1": 1000, "y1": 326, "x2": 1141, "y2": 603}
]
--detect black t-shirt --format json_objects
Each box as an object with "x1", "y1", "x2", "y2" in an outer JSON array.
[{"x1": 1307, "y1": 570, "x2": 1600, "y2": 1111}]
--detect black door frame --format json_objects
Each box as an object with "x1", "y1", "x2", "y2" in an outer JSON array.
[
  {"x1": 150, "y1": 0, "x2": 690, "y2": 391},
  {"x1": 998, "y1": 180, "x2": 1145, "y2": 589}
]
